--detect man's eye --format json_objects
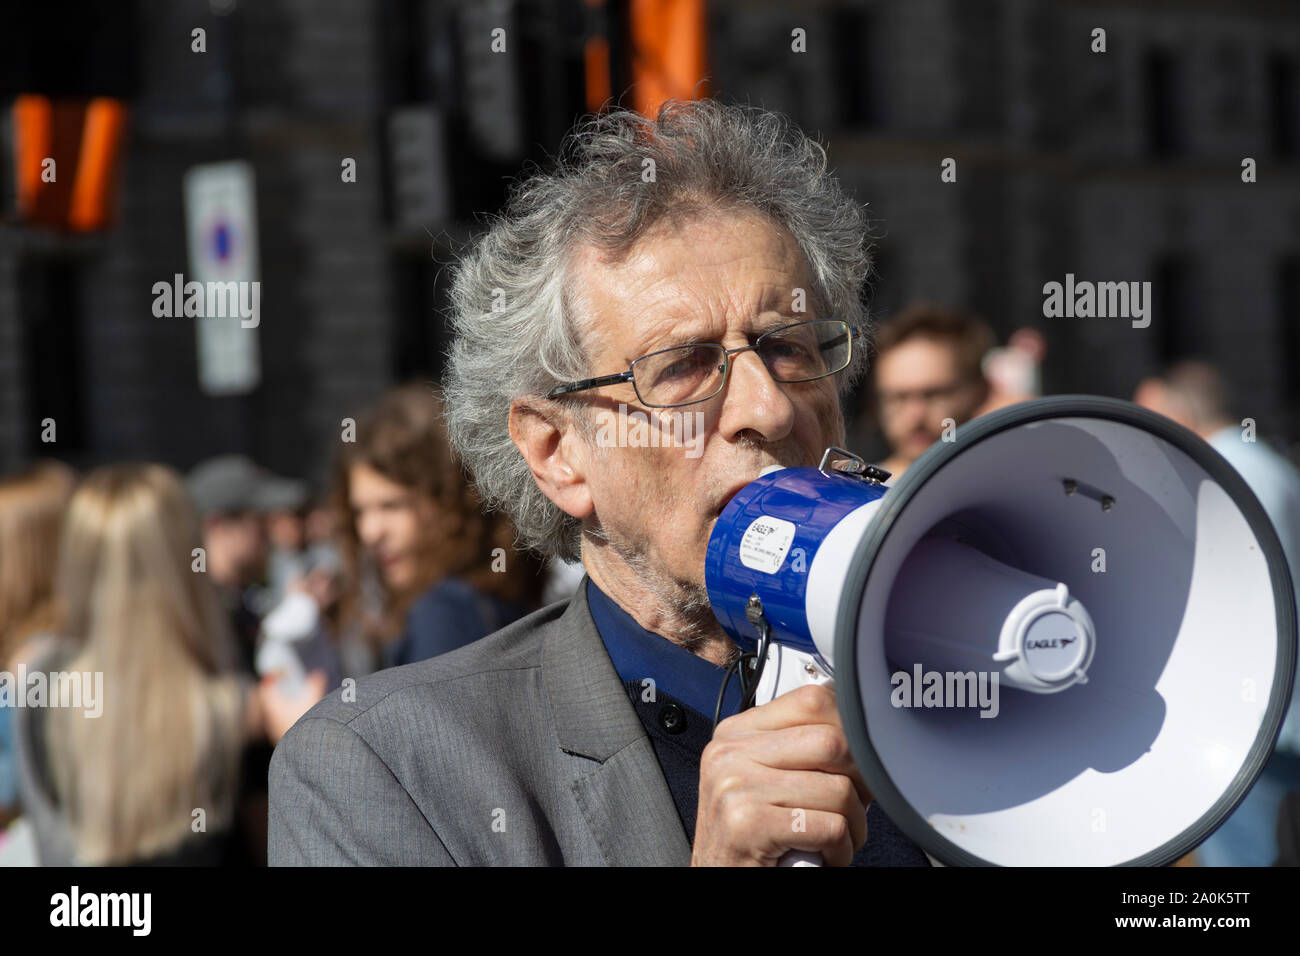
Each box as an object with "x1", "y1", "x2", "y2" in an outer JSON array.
[
  {"x1": 765, "y1": 341, "x2": 806, "y2": 358},
  {"x1": 660, "y1": 349, "x2": 713, "y2": 379},
  {"x1": 764, "y1": 340, "x2": 816, "y2": 366}
]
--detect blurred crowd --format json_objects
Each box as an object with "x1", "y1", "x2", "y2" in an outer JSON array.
[
  {"x1": 0, "y1": 383, "x2": 547, "y2": 866},
  {"x1": 1, "y1": 305, "x2": 1298, "y2": 866}
]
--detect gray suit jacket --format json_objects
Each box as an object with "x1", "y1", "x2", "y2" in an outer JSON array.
[{"x1": 268, "y1": 581, "x2": 693, "y2": 865}]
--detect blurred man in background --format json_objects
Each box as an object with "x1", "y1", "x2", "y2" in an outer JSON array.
[
  {"x1": 186, "y1": 454, "x2": 312, "y2": 865},
  {"x1": 187, "y1": 455, "x2": 309, "y2": 674},
  {"x1": 1135, "y1": 359, "x2": 1300, "y2": 866},
  {"x1": 868, "y1": 303, "x2": 994, "y2": 479}
]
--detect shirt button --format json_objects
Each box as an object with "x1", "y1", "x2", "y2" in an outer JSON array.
[{"x1": 659, "y1": 703, "x2": 687, "y2": 734}]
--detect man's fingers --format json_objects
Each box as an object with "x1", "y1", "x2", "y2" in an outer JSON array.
[
  {"x1": 715, "y1": 683, "x2": 840, "y2": 734},
  {"x1": 747, "y1": 768, "x2": 868, "y2": 849},
  {"x1": 750, "y1": 806, "x2": 860, "y2": 867},
  {"x1": 707, "y1": 722, "x2": 872, "y2": 806}
]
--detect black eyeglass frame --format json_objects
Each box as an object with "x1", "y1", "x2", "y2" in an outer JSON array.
[{"x1": 544, "y1": 319, "x2": 861, "y2": 409}]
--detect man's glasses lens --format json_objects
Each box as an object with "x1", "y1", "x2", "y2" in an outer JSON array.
[
  {"x1": 632, "y1": 320, "x2": 852, "y2": 408},
  {"x1": 634, "y1": 345, "x2": 726, "y2": 407}
]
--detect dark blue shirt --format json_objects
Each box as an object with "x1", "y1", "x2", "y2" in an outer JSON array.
[{"x1": 586, "y1": 579, "x2": 929, "y2": 866}]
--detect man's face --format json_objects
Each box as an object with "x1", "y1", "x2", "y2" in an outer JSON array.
[
  {"x1": 569, "y1": 211, "x2": 845, "y2": 597},
  {"x1": 267, "y1": 510, "x2": 305, "y2": 552},
  {"x1": 205, "y1": 511, "x2": 266, "y2": 587},
  {"x1": 349, "y1": 463, "x2": 435, "y2": 592},
  {"x1": 875, "y1": 338, "x2": 984, "y2": 465}
]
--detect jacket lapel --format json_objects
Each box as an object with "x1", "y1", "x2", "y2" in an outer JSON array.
[{"x1": 542, "y1": 580, "x2": 692, "y2": 866}]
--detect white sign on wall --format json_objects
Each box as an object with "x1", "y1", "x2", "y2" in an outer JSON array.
[{"x1": 183, "y1": 160, "x2": 262, "y2": 395}]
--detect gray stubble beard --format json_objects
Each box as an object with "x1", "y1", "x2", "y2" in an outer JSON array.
[{"x1": 584, "y1": 515, "x2": 740, "y2": 668}]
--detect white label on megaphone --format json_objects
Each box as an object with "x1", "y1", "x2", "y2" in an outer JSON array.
[{"x1": 738, "y1": 515, "x2": 796, "y2": 574}]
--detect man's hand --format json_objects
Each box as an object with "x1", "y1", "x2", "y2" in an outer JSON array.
[{"x1": 692, "y1": 683, "x2": 871, "y2": 866}]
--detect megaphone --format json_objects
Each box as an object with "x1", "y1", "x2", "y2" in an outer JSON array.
[{"x1": 705, "y1": 396, "x2": 1297, "y2": 866}]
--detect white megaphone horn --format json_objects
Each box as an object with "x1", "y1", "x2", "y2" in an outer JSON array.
[{"x1": 705, "y1": 395, "x2": 1297, "y2": 866}]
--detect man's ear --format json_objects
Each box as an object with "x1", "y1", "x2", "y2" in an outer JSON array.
[{"x1": 509, "y1": 398, "x2": 595, "y2": 521}]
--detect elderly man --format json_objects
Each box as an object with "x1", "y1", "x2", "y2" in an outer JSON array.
[{"x1": 269, "y1": 99, "x2": 927, "y2": 866}]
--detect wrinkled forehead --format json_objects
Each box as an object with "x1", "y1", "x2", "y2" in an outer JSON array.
[{"x1": 566, "y1": 209, "x2": 820, "y2": 363}]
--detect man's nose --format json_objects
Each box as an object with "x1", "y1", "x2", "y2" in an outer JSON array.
[{"x1": 718, "y1": 349, "x2": 795, "y2": 442}]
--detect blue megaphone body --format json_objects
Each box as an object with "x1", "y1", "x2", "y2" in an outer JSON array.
[{"x1": 705, "y1": 448, "x2": 890, "y2": 678}]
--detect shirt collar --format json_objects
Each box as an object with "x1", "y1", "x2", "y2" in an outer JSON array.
[{"x1": 585, "y1": 578, "x2": 743, "y2": 721}]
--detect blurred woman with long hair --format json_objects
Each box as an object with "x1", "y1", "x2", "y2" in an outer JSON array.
[
  {"x1": 0, "y1": 461, "x2": 75, "y2": 835},
  {"x1": 334, "y1": 384, "x2": 545, "y2": 669},
  {"x1": 13, "y1": 464, "x2": 293, "y2": 865},
  {"x1": 0, "y1": 461, "x2": 75, "y2": 666}
]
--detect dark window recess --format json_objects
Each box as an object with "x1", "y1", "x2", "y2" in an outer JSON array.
[
  {"x1": 1143, "y1": 49, "x2": 1186, "y2": 157},
  {"x1": 517, "y1": 0, "x2": 588, "y2": 147},
  {"x1": 1213, "y1": 43, "x2": 1247, "y2": 125},
  {"x1": 392, "y1": 256, "x2": 452, "y2": 384},
  {"x1": 0, "y1": 108, "x2": 13, "y2": 216},
  {"x1": 831, "y1": 7, "x2": 874, "y2": 129},
  {"x1": 378, "y1": 2, "x2": 586, "y2": 224},
  {"x1": 0, "y1": 0, "x2": 139, "y2": 98},
  {"x1": 1152, "y1": 255, "x2": 1195, "y2": 363},
  {"x1": 1268, "y1": 55, "x2": 1298, "y2": 158},
  {"x1": 19, "y1": 257, "x2": 87, "y2": 458},
  {"x1": 866, "y1": 245, "x2": 901, "y2": 324},
  {"x1": 380, "y1": 0, "x2": 435, "y2": 104}
]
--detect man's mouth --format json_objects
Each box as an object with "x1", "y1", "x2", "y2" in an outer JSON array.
[{"x1": 714, "y1": 479, "x2": 754, "y2": 517}]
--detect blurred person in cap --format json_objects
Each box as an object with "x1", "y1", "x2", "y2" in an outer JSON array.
[
  {"x1": 331, "y1": 384, "x2": 545, "y2": 673},
  {"x1": 0, "y1": 461, "x2": 75, "y2": 859},
  {"x1": 270, "y1": 100, "x2": 929, "y2": 866},
  {"x1": 12, "y1": 464, "x2": 321, "y2": 866},
  {"x1": 265, "y1": 503, "x2": 309, "y2": 607},
  {"x1": 1136, "y1": 359, "x2": 1300, "y2": 866},
  {"x1": 186, "y1": 453, "x2": 308, "y2": 673},
  {"x1": 868, "y1": 302, "x2": 994, "y2": 479},
  {"x1": 187, "y1": 455, "x2": 328, "y2": 865}
]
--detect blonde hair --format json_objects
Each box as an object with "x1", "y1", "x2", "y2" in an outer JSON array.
[
  {"x1": 0, "y1": 460, "x2": 76, "y2": 667},
  {"x1": 46, "y1": 464, "x2": 245, "y2": 865}
]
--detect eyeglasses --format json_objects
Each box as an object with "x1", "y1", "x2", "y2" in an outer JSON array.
[{"x1": 545, "y1": 319, "x2": 857, "y2": 409}]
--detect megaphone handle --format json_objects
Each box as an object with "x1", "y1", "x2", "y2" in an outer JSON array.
[
  {"x1": 780, "y1": 849, "x2": 824, "y2": 867},
  {"x1": 752, "y1": 642, "x2": 833, "y2": 867}
]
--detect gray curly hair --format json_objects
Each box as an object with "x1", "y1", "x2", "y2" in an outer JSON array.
[{"x1": 443, "y1": 98, "x2": 873, "y2": 562}]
